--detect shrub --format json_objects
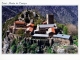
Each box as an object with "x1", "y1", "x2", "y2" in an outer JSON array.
[
  {"x1": 57, "y1": 23, "x2": 64, "y2": 30},
  {"x1": 15, "y1": 28, "x2": 25, "y2": 36},
  {"x1": 11, "y1": 45, "x2": 17, "y2": 53},
  {"x1": 34, "y1": 19, "x2": 43, "y2": 26},
  {"x1": 66, "y1": 24, "x2": 78, "y2": 35},
  {"x1": 46, "y1": 46, "x2": 52, "y2": 53},
  {"x1": 63, "y1": 26, "x2": 68, "y2": 34},
  {"x1": 10, "y1": 39, "x2": 16, "y2": 47},
  {"x1": 16, "y1": 45, "x2": 22, "y2": 53}
]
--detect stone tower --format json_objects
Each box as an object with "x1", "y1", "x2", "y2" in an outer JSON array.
[{"x1": 46, "y1": 14, "x2": 54, "y2": 24}]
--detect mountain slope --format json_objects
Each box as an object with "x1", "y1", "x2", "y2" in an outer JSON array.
[{"x1": 2, "y1": 6, "x2": 78, "y2": 26}]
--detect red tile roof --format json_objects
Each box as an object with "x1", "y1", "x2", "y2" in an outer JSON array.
[
  {"x1": 27, "y1": 27, "x2": 33, "y2": 32},
  {"x1": 48, "y1": 27, "x2": 55, "y2": 33},
  {"x1": 27, "y1": 23, "x2": 34, "y2": 27},
  {"x1": 15, "y1": 21, "x2": 26, "y2": 25}
]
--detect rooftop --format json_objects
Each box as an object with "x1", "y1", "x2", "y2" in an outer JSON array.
[
  {"x1": 32, "y1": 34, "x2": 71, "y2": 39},
  {"x1": 48, "y1": 27, "x2": 55, "y2": 33},
  {"x1": 26, "y1": 27, "x2": 33, "y2": 32},
  {"x1": 32, "y1": 34, "x2": 48, "y2": 38},
  {"x1": 27, "y1": 23, "x2": 34, "y2": 27},
  {"x1": 39, "y1": 24, "x2": 57, "y2": 29},
  {"x1": 53, "y1": 34, "x2": 70, "y2": 39},
  {"x1": 15, "y1": 21, "x2": 26, "y2": 25}
]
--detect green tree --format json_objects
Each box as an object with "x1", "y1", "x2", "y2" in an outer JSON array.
[
  {"x1": 57, "y1": 23, "x2": 64, "y2": 30},
  {"x1": 63, "y1": 26, "x2": 68, "y2": 34},
  {"x1": 24, "y1": 17, "x2": 30, "y2": 23},
  {"x1": 73, "y1": 35, "x2": 78, "y2": 46},
  {"x1": 16, "y1": 45, "x2": 23, "y2": 53},
  {"x1": 29, "y1": 12, "x2": 34, "y2": 19},
  {"x1": 30, "y1": 43, "x2": 37, "y2": 53},
  {"x1": 15, "y1": 28, "x2": 25, "y2": 36},
  {"x1": 21, "y1": 39, "x2": 28, "y2": 53},
  {"x1": 10, "y1": 39, "x2": 16, "y2": 47},
  {"x1": 46, "y1": 46, "x2": 52, "y2": 53},
  {"x1": 21, "y1": 14, "x2": 24, "y2": 18},
  {"x1": 34, "y1": 19, "x2": 43, "y2": 26},
  {"x1": 11, "y1": 45, "x2": 17, "y2": 53}
]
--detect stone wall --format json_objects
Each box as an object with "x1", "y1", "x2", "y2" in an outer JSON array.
[{"x1": 53, "y1": 38, "x2": 70, "y2": 46}]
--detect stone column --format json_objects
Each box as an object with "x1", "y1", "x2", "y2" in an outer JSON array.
[
  {"x1": 49, "y1": 38, "x2": 52, "y2": 46},
  {"x1": 46, "y1": 14, "x2": 48, "y2": 24}
]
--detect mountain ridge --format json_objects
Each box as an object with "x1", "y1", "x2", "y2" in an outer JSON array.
[{"x1": 2, "y1": 6, "x2": 78, "y2": 26}]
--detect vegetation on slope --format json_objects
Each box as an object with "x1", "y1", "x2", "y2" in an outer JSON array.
[{"x1": 2, "y1": 13, "x2": 20, "y2": 40}]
